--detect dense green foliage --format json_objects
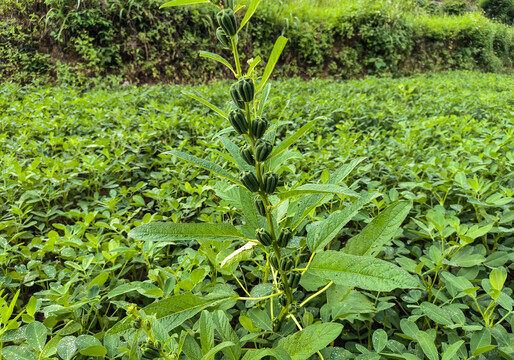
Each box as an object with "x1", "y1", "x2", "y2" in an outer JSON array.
[
  {"x1": 1, "y1": 71, "x2": 513, "y2": 358},
  {"x1": 0, "y1": 0, "x2": 512, "y2": 84},
  {"x1": 480, "y1": 0, "x2": 514, "y2": 24}
]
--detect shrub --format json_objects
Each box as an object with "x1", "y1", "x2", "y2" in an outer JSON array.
[{"x1": 480, "y1": 0, "x2": 514, "y2": 24}]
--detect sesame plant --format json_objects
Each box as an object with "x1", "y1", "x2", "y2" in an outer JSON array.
[{"x1": 125, "y1": 0, "x2": 419, "y2": 358}]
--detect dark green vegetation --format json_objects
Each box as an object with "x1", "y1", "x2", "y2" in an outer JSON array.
[
  {"x1": 0, "y1": 0, "x2": 513, "y2": 84},
  {"x1": 1, "y1": 71, "x2": 513, "y2": 359}
]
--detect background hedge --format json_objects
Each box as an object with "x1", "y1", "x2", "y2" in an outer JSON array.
[{"x1": 0, "y1": 0, "x2": 512, "y2": 84}]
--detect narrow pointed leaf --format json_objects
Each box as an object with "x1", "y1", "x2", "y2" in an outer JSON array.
[
  {"x1": 278, "y1": 323, "x2": 343, "y2": 360},
  {"x1": 160, "y1": 0, "x2": 208, "y2": 8},
  {"x1": 307, "y1": 191, "x2": 379, "y2": 252},
  {"x1": 269, "y1": 118, "x2": 320, "y2": 161},
  {"x1": 182, "y1": 91, "x2": 228, "y2": 119},
  {"x1": 257, "y1": 36, "x2": 288, "y2": 92},
  {"x1": 199, "y1": 51, "x2": 236, "y2": 76},
  {"x1": 442, "y1": 341, "x2": 464, "y2": 360},
  {"x1": 201, "y1": 342, "x2": 235, "y2": 360},
  {"x1": 416, "y1": 331, "x2": 439, "y2": 360},
  {"x1": 343, "y1": 201, "x2": 412, "y2": 257},
  {"x1": 247, "y1": 56, "x2": 261, "y2": 76},
  {"x1": 220, "y1": 136, "x2": 253, "y2": 172},
  {"x1": 165, "y1": 150, "x2": 240, "y2": 184},
  {"x1": 308, "y1": 251, "x2": 420, "y2": 291},
  {"x1": 129, "y1": 222, "x2": 244, "y2": 243},
  {"x1": 278, "y1": 184, "x2": 358, "y2": 201},
  {"x1": 238, "y1": 0, "x2": 262, "y2": 32}
]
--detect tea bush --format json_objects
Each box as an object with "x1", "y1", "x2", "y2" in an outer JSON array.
[{"x1": 0, "y1": 70, "x2": 513, "y2": 359}]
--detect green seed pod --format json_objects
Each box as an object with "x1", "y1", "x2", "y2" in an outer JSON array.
[
  {"x1": 132, "y1": 319, "x2": 142, "y2": 329},
  {"x1": 142, "y1": 319, "x2": 151, "y2": 330},
  {"x1": 240, "y1": 171, "x2": 259, "y2": 192},
  {"x1": 216, "y1": 9, "x2": 237, "y2": 37},
  {"x1": 277, "y1": 227, "x2": 292, "y2": 248},
  {"x1": 255, "y1": 139, "x2": 273, "y2": 162},
  {"x1": 289, "y1": 273, "x2": 301, "y2": 289},
  {"x1": 269, "y1": 253, "x2": 279, "y2": 269},
  {"x1": 278, "y1": 295, "x2": 288, "y2": 307},
  {"x1": 254, "y1": 197, "x2": 266, "y2": 216},
  {"x1": 223, "y1": 0, "x2": 234, "y2": 9},
  {"x1": 141, "y1": 345, "x2": 160, "y2": 359},
  {"x1": 280, "y1": 257, "x2": 294, "y2": 271},
  {"x1": 251, "y1": 116, "x2": 269, "y2": 139},
  {"x1": 230, "y1": 84, "x2": 245, "y2": 109},
  {"x1": 153, "y1": 341, "x2": 162, "y2": 350},
  {"x1": 228, "y1": 109, "x2": 248, "y2": 134},
  {"x1": 239, "y1": 144, "x2": 255, "y2": 166},
  {"x1": 216, "y1": 27, "x2": 231, "y2": 49},
  {"x1": 263, "y1": 172, "x2": 278, "y2": 194},
  {"x1": 256, "y1": 228, "x2": 273, "y2": 246}
]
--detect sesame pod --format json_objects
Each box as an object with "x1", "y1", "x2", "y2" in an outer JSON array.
[
  {"x1": 254, "y1": 197, "x2": 266, "y2": 216},
  {"x1": 288, "y1": 273, "x2": 301, "y2": 289},
  {"x1": 240, "y1": 171, "x2": 259, "y2": 192},
  {"x1": 270, "y1": 253, "x2": 279, "y2": 269},
  {"x1": 230, "y1": 84, "x2": 245, "y2": 109},
  {"x1": 263, "y1": 172, "x2": 278, "y2": 194},
  {"x1": 216, "y1": 27, "x2": 231, "y2": 49},
  {"x1": 251, "y1": 116, "x2": 269, "y2": 139},
  {"x1": 216, "y1": 9, "x2": 237, "y2": 37},
  {"x1": 255, "y1": 139, "x2": 273, "y2": 162},
  {"x1": 237, "y1": 77, "x2": 255, "y2": 102},
  {"x1": 239, "y1": 144, "x2": 255, "y2": 166},
  {"x1": 277, "y1": 227, "x2": 292, "y2": 248},
  {"x1": 142, "y1": 319, "x2": 151, "y2": 330},
  {"x1": 228, "y1": 109, "x2": 248, "y2": 134},
  {"x1": 141, "y1": 346, "x2": 160, "y2": 359},
  {"x1": 153, "y1": 341, "x2": 162, "y2": 350},
  {"x1": 132, "y1": 319, "x2": 142, "y2": 329},
  {"x1": 256, "y1": 228, "x2": 273, "y2": 246},
  {"x1": 280, "y1": 257, "x2": 294, "y2": 271}
]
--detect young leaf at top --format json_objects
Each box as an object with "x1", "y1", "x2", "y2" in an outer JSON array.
[
  {"x1": 182, "y1": 91, "x2": 228, "y2": 119},
  {"x1": 160, "y1": 0, "x2": 208, "y2": 9},
  {"x1": 257, "y1": 36, "x2": 288, "y2": 92},
  {"x1": 238, "y1": 0, "x2": 262, "y2": 32}
]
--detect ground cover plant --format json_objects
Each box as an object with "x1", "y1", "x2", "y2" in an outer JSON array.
[{"x1": 0, "y1": 64, "x2": 513, "y2": 360}]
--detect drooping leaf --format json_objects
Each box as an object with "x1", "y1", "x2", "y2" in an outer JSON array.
[
  {"x1": 307, "y1": 191, "x2": 379, "y2": 252},
  {"x1": 165, "y1": 150, "x2": 240, "y2": 184},
  {"x1": 199, "y1": 51, "x2": 236, "y2": 76},
  {"x1": 144, "y1": 290, "x2": 236, "y2": 331},
  {"x1": 257, "y1": 36, "x2": 288, "y2": 92},
  {"x1": 308, "y1": 251, "x2": 420, "y2": 292},
  {"x1": 160, "y1": 0, "x2": 209, "y2": 9},
  {"x1": 129, "y1": 222, "x2": 244, "y2": 243},
  {"x1": 343, "y1": 201, "x2": 412, "y2": 256},
  {"x1": 181, "y1": 92, "x2": 228, "y2": 119},
  {"x1": 277, "y1": 323, "x2": 343, "y2": 360},
  {"x1": 277, "y1": 184, "x2": 358, "y2": 201}
]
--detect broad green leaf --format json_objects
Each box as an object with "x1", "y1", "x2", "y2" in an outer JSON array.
[
  {"x1": 160, "y1": 0, "x2": 208, "y2": 9},
  {"x1": 165, "y1": 150, "x2": 240, "y2": 184},
  {"x1": 473, "y1": 345, "x2": 496, "y2": 357},
  {"x1": 419, "y1": 302, "x2": 453, "y2": 326},
  {"x1": 400, "y1": 319, "x2": 419, "y2": 340},
  {"x1": 2, "y1": 346, "x2": 37, "y2": 360},
  {"x1": 107, "y1": 283, "x2": 140, "y2": 298},
  {"x1": 242, "y1": 348, "x2": 291, "y2": 360},
  {"x1": 416, "y1": 331, "x2": 438, "y2": 360},
  {"x1": 238, "y1": 0, "x2": 262, "y2": 32},
  {"x1": 200, "y1": 311, "x2": 214, "y2": 355},
  {"x1": 201, "y1": 342, "x2": 235, "y2": 360},
  {"x1": 2, "y1": 289, "x2": 20, "y2": 326},
  {"x1": 308, "y1": 251, "x2": 419, "y2": 292},
  {"x1": 269, "y1": 118, "x2": 320, "y2": 161},
  {"x1": 489, "y1": 267, "x2": 507, "y2": 291},
  {"x1": 239, "y1": 187, "x2": 259, "y2": 238},
  {"x1": 26, "y1": 296, "x2": 37, "y2": 317},
  {"x1": 41, "y1": 334, "x2": 61, "y2": 358},
  {"x1": 212, "y1": 311, "x2": 241, "y2": 360},
  {"x1": 247, "y1": 308, "x2": 272, "y2": 331},
  {"x1": 343, "y1": 201, "x2": 412, "y2": 257},
  {"x1": 277, "y1": 184, "x2": 358, "y2": 201},
  {"x1": 89, "y1": 272, "x2": 109, "y2": 290},
  {"x1": 25, "y1": 321, "x2": 47, "y2": 352},
  {"x1": 372, "y1": 329, "x2": 388, "y2": 352},
  {"x1": 199, "y1": 51, "x2": 236, "y2": 76},
  {"x1": 307, "y1": 191, "x2": 379, "y2": 252},
  {"x1": 257, "y1": 36, "x2": 288, "y2": 92},
  {"x1": 182, "y1": 91, "x2": 228, "y2": 119},
  {"x1": 278, "y1": 323, "x2": 343, "y2": 360},
  {"x1": 144, "y1": 291, "x2": 236, "y2": 331},
  {"x1": 129, "y1": 223, "x2": 244, "y2": 243},
  {"x1": 441, "y1": 341, "x2": 464, "y2": 360},
  {"x1": 57, "y1": 336, "x2": 77, "y2": 360},
  {"x1": 470, "y1": 328, "x2": 491, "y2": 355},
  {"x1": 79, "y1": 346, "x2": 107, "y2": 357}
]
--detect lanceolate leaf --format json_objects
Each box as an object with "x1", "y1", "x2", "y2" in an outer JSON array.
[
  {"x1": 269, "y1": 118, "x2": 321, "y2": 161},
  {"x1": 220, "y1": 136, "x2": 253, "y2": 172},
  {"x1": 278, "y1": 323, "x2": 343, "y2": 360},
  {"x1": 308, "y1": 251, "x2": 420, "y2": 291},
  {"x1": 416, "y1": 331, "x2": 439, "y2": 360},
  {"x1": 199, "y1": 51, "x2": 236, "y2": 76},
  {"x1": 238, "y1": 0, "x2": 262, "y2": 32},
  {"x1": 307, "y1": 191, "x2": 379, "y2": 252},
  {"x1": 145, "y1": 291, "x2": 237, "y2": 331},
  {"x1": 277, "y1": 184, "x2": 358, "y2": 200},
  {"x1": 257, "y1": 36, "x2": 288, "y2": 92},
  {"x1": 129, "y1": 223, "x2": 244, "y2": 243},
  {"x1": 160, "y1": 0, "x2": 208, "y2": 9},
  {"x1": 343, "y1": 201, "x2": 412, "y2": 257},
  {"x1": 182, "y1": 91, "x2": 228, "y2": 119},
  {"x1": 165, "y1": 150, "x2": 240, "y2": 184}
]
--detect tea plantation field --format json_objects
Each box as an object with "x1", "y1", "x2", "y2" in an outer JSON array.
[{"x1": 0, "y1": 71, "x2": 513, "y2": 359}]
